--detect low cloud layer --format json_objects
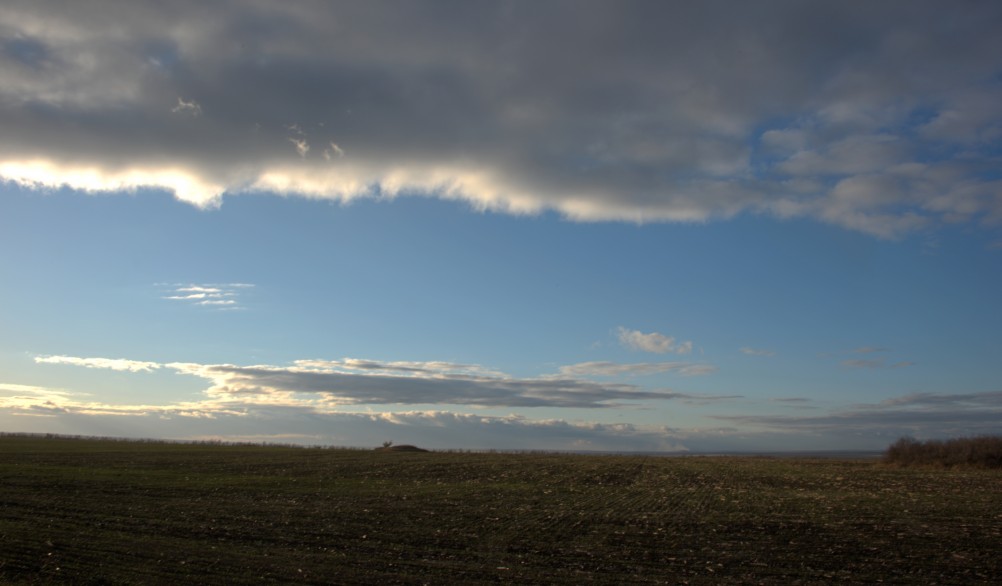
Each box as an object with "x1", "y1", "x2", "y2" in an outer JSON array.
[
  {"x1": 714, "y1": 390, "x2": 1002, "y2": 439},
  {"x1": 2, "y1": 1, "x2": 1001, "y2": 237},
  {"x1": 9, "y1": 357, "x2": 1001, "y2": 451},
  {"x1": 0, "y1": 401, "x2": 691, "y2": 453},
  {"x1": 33, "y1": 355, "x2": 710, "y2": 409}
]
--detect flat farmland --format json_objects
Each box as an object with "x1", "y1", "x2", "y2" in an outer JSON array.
[{"x1": 0, "y1": 436, "x2": 999, "y2": 584}]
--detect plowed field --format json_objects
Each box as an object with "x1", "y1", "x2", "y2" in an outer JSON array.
[{"x1": 1, "y1": 436, "x2": 999, "y2": 584}]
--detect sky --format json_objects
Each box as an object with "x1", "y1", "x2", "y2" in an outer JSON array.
[{"x1": 1, "y1": 0, "x2": 1001, "y2": 452}]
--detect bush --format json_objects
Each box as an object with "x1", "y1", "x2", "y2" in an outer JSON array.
[{"x1": 883, "y1": 435, "x2": 1002, "y2": 468}]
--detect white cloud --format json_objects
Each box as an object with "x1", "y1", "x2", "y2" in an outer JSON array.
[
  {"x1": 0, "y1": 381, "x2": 80, "y2": 413},
  {"x1": 0, "y1": 382, "x2": 59, "y2": 394},
  {"x1": 34, "y1": 355, "x2": 160, "y2": 372},
  {"x1": 617, "y1": 327, "x2": 693, "y2": 355},
  {"x1": 0, "y1": 160, "x2": 226, "y2": 208},
  {"x1": 1, "y1": 2, "x2": 1000, "y2": 237},
  {"x1": 162, "y1": 283, "x2": 252, "y2": 310}
]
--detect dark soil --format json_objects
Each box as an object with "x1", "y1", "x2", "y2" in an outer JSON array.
[{"x1": 1, "y1": 436, "x2": 999, "y2": 584}]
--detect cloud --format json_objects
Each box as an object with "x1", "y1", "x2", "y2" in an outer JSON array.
[
  {"x1": 11, "y1": 355, "x2": 730, "y2": 451},
  {"x1": 827, "y1": 346, "x2": 912, "y2": 369},
  {"x1": 323, "y1": 142, "x2": 345, "y2": 160},
  {"x1": 771, "y1": 397, "x2": 811, "y2": 404},
  {"x1": 0, "y1": 402, "x2": 692, "y2": 452},
  {"x1": 1, "y1": 2, "x2": 1001, "y2": 236},
  {"x1": 171, "y1": 97, "x2": 201, "y2": 117},
  {"x1": 713, "y1": 390, "x2": 1002, "y2": 439},
  {"x1": 177, "y1": 364, "x2": 670, "y2": 409},
  {"x1": 617, "y1": 327, "x2": 693, "y2": 355},
  {"x1": 0, "y1": 382, "x2": 60, "y2": 394},
  {"x1": 853, "y1": 346, "x2": 889, "y2": 354},
  {"x1": 0, "y1": 381, "x2": 78, "y2": 413},
  {"x1": 558, "y1": 361, "x2": 716, "y2": 377},
  {"x1": 841, "y1": 358, "x2": 914, "y2": 370},
  {"x1": 33, "y1": 354, "x2": 697, "y2": 409},
  {"x1": 34, "y1": 355, "x2": 161, "y2": 372},
  {"x1": 293, "y1": 358, "x2": 505, "y2": 378},
  {"x1": 162, "y1": 283, "x2": 252, "y2": 309},
  {"x1": 288, "y1": 137, "x2": 309, "y2": 158},
  {"x1": 16, "y1": 356, "x2": 1000, "y2": 452},
  {"x1": 740, "y1": 347, "x2": 775, "y2": 357},
  {"x1": 876, "y1": 390, "x2": 1002, "y2": 408}
]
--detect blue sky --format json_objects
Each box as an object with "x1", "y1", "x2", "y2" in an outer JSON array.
[{"x1": 1, "y1": 1, "x2": 1001, "y2": 451}]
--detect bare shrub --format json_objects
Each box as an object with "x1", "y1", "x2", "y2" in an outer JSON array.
[{"x1": 884, "y1": 436, "x2": 1002, "y2": 468}]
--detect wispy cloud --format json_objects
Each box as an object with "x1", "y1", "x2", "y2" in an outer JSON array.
[
  {"x1": 161, "y1": 283, "x2": 253, "y2": 310},
  {"x1": 713, "y1": 390, "x2": 1002, "y2": 438},
  {"x1": 875, "y1": 391, "x2": 1002, "y2": 408},
  {"x1": 853, "y1": 346, "x2": 889, "y2": 354},
  {"x1": 558, "y1": 361, "x2": 716, "y2": 377},
  {"x1": 841, "y1": 358, "x2": 914, "y2": 370},
  {"x1": 740, "y1": 347, "x2": 775, "y2": 357},
  {"x1": 617, "y1": 328, "x2": 693, "y2": 355},
  {"x1": 170, "y1": 97, "x2": 201, "y2": 117},
  {"x1": 0, "y1": 381, "x2": 79, "y2": 414},
  {"x1": 289, "y1": 138, "x2": 309, "y2": 158},
  {"x1": 294, "y1": 359, "x2": 505, "y2": 379},
  {"x1": 824, "y1": 346, "x2": 912, "y2": 369},
  {"x1": 769, "y1": 397, "x2": 816, "y2": 411},
  {"x1": 2, "y1": 2, "x2": 999, "y2": 235},
  {"x1": 323, "y1": 142, "x2": 345, "y2": 161}
]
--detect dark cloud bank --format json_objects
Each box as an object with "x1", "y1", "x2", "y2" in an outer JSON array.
[{"x1": 2, "y1": 0, "x2": 1001, "y2": 236}]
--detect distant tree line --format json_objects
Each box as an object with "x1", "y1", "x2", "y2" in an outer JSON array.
[
  {"x1": 0, "y1": 432, "x2": 364, "y2": 450},
  {"x1": 884, "y1": 436, "x2": 1002, "y2": 469}
]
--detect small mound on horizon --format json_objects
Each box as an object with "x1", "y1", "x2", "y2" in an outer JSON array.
[{"x1": 375, "y1": 444, "x2": 429, "y2": 453}]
